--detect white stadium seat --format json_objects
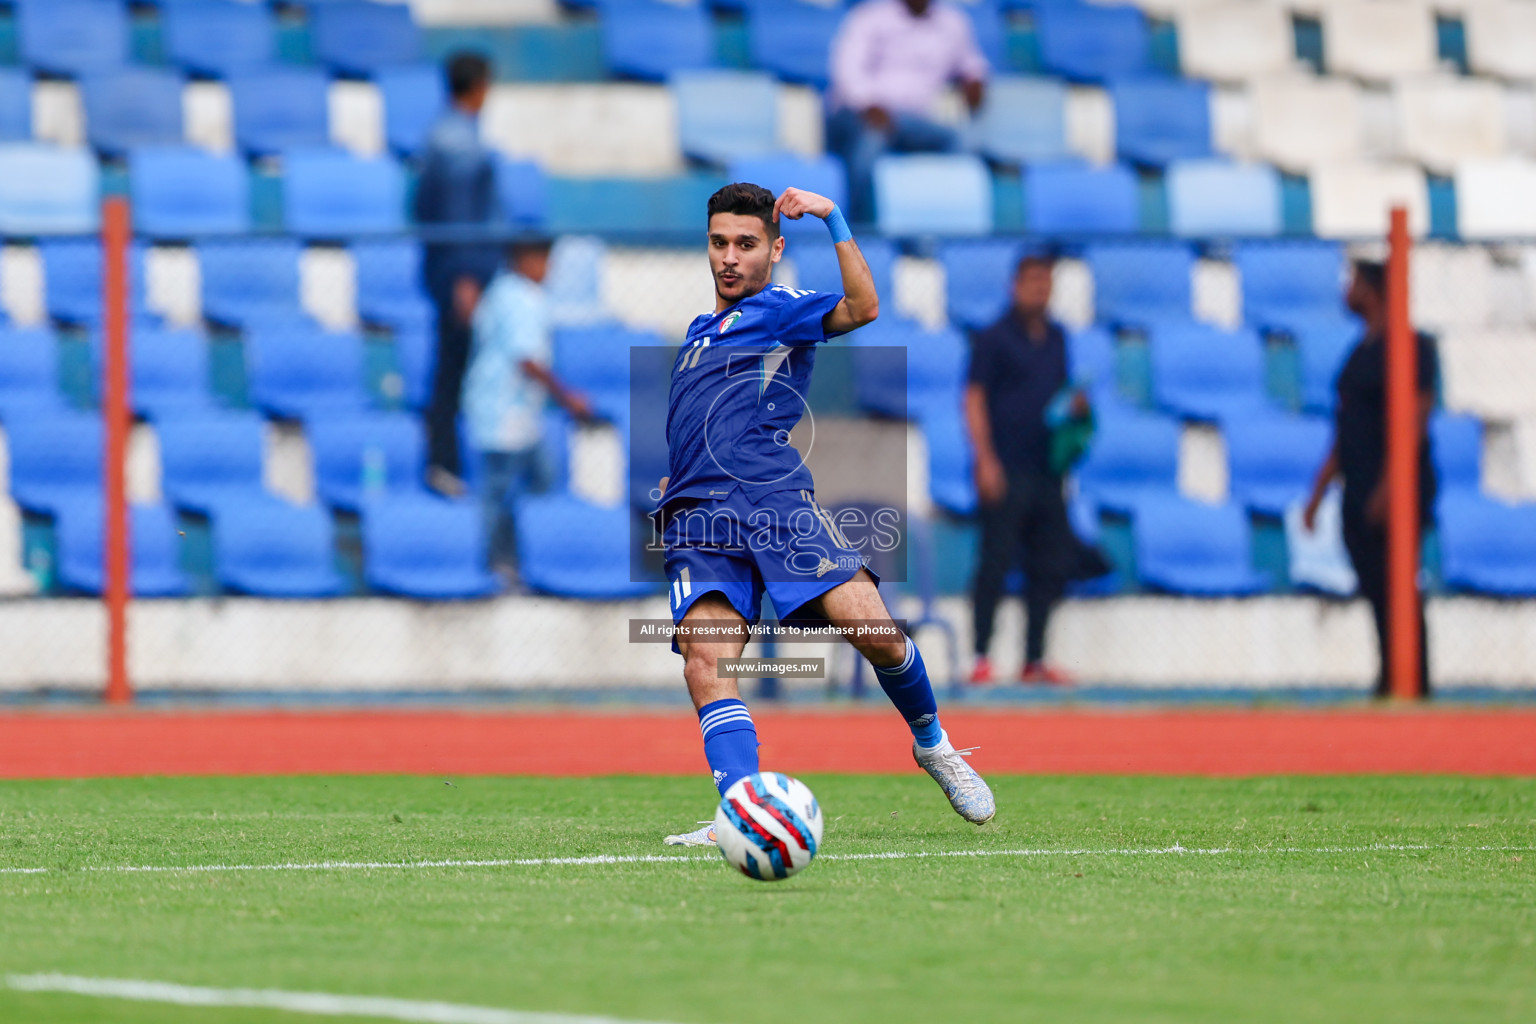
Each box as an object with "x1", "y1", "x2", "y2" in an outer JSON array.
[
  {"x1": 1410, "y1": 243, "x2": 1496, "y2": 332},
  {"x1": 1466, "y1": 0, "x2": 1536, "y2": 81},
  {"x1": 480, "y1": 85, "x2": 682, "y2": 176},
  {"x1": 1395, "y1": 75, "x2": 1506, "y2": 175},
  {"x1": 1177, "y1": 1, "x2": 1296, "y2": 85},
  {"x1": 1438, "y1": 328, "x2": 1536, "y2": 419},
  {"x1": 1454, "y1": 157, "x2": 1536, "y2": 239},
  {"x1": 1321, "y1": 1, "x2": 1438, "y2": 82},
  {"x1": 408, "y1": 0, "x2": 560, "y2": 24},
  {"x1": 1308, "y1": 162, "x2": 1428, "y2": 238},
  {"x1": 1251, "y1": 75, "x2": 1363, "y2": 172}
]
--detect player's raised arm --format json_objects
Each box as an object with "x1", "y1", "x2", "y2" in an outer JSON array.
[{"x1": 774, "y1": 187, "x2": 878, "y2": 334}]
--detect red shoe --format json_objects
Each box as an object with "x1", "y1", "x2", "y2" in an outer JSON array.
[
  {"x1": 967, "y1": 656, "x2": 994, "y2": 685},
  {"x1": 1021, "y1": 661, "x2": 1075, "y2": 686}
]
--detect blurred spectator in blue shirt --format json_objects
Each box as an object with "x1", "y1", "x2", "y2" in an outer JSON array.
[
  {"x1": 464, "y1": 237, "x2": 594, "y2": 579},
  {"x1": 414, "y1": 51, "x2": 502, "y2": 496},
  {"x1": 827, "y1": 0, "x2": 990, "y2": 223}
]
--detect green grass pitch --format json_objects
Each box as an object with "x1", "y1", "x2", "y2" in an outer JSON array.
[{"x1": 1, "y1": 775, "x2": 1532, "y2": 1023}]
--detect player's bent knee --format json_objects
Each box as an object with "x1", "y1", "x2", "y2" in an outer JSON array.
[{"x1": 856, "y1": 635, "x2": 908, "y2": 669}]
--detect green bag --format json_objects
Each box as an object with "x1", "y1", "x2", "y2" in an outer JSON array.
[{"x1": 1047, "y1": 391, "x2": 1096, "y2": 476}]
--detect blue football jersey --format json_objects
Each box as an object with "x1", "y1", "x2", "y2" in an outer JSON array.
[{"x1": 661, "y1": 284, "x2": 844, "y2": 508}]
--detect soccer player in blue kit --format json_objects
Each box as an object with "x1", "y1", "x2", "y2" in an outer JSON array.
[{"x1": 658, "y1": 182, "x2": 995, "y2": 847}]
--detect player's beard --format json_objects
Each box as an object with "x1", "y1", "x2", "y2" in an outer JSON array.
[{"x1": 715, "y1": 263, "x2": 771, "y2": 304}]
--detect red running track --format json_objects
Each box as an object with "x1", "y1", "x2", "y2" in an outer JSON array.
[{"x1": 1, "y1": 709, "x2": 1534, "y2": 778}]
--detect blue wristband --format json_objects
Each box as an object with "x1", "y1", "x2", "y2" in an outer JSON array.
[{"x1": 822, "y1": 204, "x2": 853, "y2": 244}]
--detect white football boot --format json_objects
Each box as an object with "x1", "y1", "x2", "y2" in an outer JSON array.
[
  {"x1": 663, "y1": 821, "x2": 717, "y2": 847},
  {"x1": 913, "y1": 731, "x2": 996, "y2": 824}
]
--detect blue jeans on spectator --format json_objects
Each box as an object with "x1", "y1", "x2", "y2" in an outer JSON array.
[
  {"x1": 825, "y1": 107, "x2": 960, "y2": 225},
  {"x1": 481, "y1": 447, "x2": 553, "y2": 576}
]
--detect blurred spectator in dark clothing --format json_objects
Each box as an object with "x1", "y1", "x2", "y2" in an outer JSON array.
[
  {"x1": 827, "y1": 0, "x2": 989, "y2": 224},
  {"x1": 1303, "y1": 260, "x2": 1438, "y2": 697},
  {"x1": 414, "y1": 51, "x2": 502, "y2": 497},
  {"x1": 965, "y1": 255, "x2": 1094, "y2": 686}
]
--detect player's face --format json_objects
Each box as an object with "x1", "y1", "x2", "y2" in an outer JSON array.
[
  {"x1": 708, "y1": 213, "x2": 783, "y2": 304},
  {"x1": 1013, "y1": 262, "x2": 1052, "y2": 317}
]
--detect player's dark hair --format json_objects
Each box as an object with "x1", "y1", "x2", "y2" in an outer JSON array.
[
  {"x1": 1353, "y1": 259, "x2": 1387, "y2": 297},
  {"x1": 707, "y1": 182, "x2": 779, "y2": 240},
  {"x1": 1015, "y1": 252, "x2": 1056, "y2": 277},
  {"x1": 446, "y1": 52, "x2": 492, "y2": 99}
]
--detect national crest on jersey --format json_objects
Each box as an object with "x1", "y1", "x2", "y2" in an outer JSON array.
[{"x1": 662, "y1": 283, "x2": 845, "y2": 508}]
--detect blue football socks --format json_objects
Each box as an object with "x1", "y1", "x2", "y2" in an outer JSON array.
[
  {"x1": 698, "y1": 698, "x2": 760, "y2": 795},
  {"x1": 872, "y1": 634, "x2": 943, "y2": 748}
]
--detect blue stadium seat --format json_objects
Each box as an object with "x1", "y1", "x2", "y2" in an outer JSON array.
[
  {"x1": 729, "y1": 155, "x2": 849, "y2": 238},
  {"x1": 920, "y1": 397, "x2": 976, "y2": 516},
  {"x1": 197, "y1": 237, "x2": 307, "y2": 326},
  {"x1": 1149, "y1": 322, "x2": 1267, "y2": 421},
  {"x1": 938, "y1": 238, "x2": 1028, "y2": 331},
  {"x1": 228, "y1": 68, "x2": 330, "y2": 156},
  {"x1": 81, "y1": 66, "x2": 185, "y2": 155},
  {"x1": 1166, "y1": 160, "x2": 1282, "y2": 238},
  {"x1": 1068, "y1": 324, "x2": 1118, "y2": 393},
  {"x1": 1085, "y1": 242, "x2": 1194, "y2": 327},
  {"x1": 1233, "y1": 241, "x2": 1347, "y2": 332},
  {"x1": 0, "y1": 144, "x2": 100, "y2": 235},
  {"x1": 602, "y1": 0, "x2": 714, "y2": 82},
  {"x1": 283, "y1": 148, "x2": 407, "y2": 237},
  {"x1": 17, "y1": 0, "x2": 130, "y2": 77},
  {"x1": 1074, "y1": 408, "x2": 1180, "y2": 512},
  {"x1": 246, "y1": 323, "x2": 368, "y2": 420},
  {"x1": 514, "y1": 493, "x2": 662, "y2": 598},
  {"x1": 851, "y1": 319, "x2": 967, "y2": 420},
  {"x1": 1131, "y1": 493, "x2": 1269, "y2": 595},
  {"x1": 1291, "y1": 315, "x2": 1359, "y2": 413},
  {"x1": 351, "y1": 239, "x2": 433, "y2": 329},
  {"x1": 1111, "y1": 77, "x2": 1212, "y2": 167},
  {"x1": 673, "y1": 70, "x2": 779, "y2": 166},
  {"x1": 7, "y1": 409, "x2": 102, "y2": 515},
  {"x1": 91, "y1": 324, "x2": 215, "y2": 419},
  {"x1": 963, "y1": 0, "x2": 1009, "y2": 68},
  {"x1": 0, "y1": 326, "x2": 63, "y2": 419},
  {"x1": 1438, "y1": 492, "x2": 1536, "y2": 596},
  {"x1": 1035, "y1": 2, "x2": 1151, "y2": 83},
  {"x1": 130, "y1": 146, "x2": 250, "y2": 238},
  {"x1": 361, "y1": 493, "x2": 500, "y2": 599},
  {"x1": 1224, "y1": 412, "x2": 1333, "y2": 516},
  {"x1": 38, "y1": 238, "x2": 148, "y2": 325},
  {"x1": 212, "y1": 495, "x2": 345, "y2": 597},
  {"x1": 976, "y1": 76, "x2": 1070, "y2": 165},
  {"x1": 0, "y1": 69, "x2": 34, "y2": 142},
  {"x1": 553, "y1": 323, "x2": 664, "y2": 423},
  {"x1": 1430, "y1": 412, "x2": 1483, "y2": 497},
  {"x1": 307, "y1": 411, "x2": 427, "y2": 511},
  {"x1": 157, "y1": 410, "x2": 267, "y2": 514},
  {"x1": 744, "y1": 0, "x2": 840, "y2": 88},
  {"x1": 391, "y1": 320, "x2": 434, "y2": 409},
  {"x1": 873, "y1": 154, "x2": 993, "y2": 237},
  {"x1": 55, "y1": 500, "x2": 189, "y2": 596},
  {"x1": 497, "y1": 155, "x2": 550, "y2": 228},
  {"x1": 162, "y1": 0, "x2": 274, "y2": 78},
  {"x1": 791, "y1": 236, "x2": 895, "y2": 303},
  {"x1": 309, "y1": 1, "x2": 422, "y2": 77},
  {"x1": 376, "y1": 64, "x2": 445, "y2": 157},
  {"x1": 1024, "y1": 161, "x2": 1139, "y2": 235}
]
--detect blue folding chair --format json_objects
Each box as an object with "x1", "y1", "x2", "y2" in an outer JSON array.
[
  {"x1": 0, "y1": 326, "x2": 64, "y2": 419},
  {"x1": 1430, "y1": 412, "x2": 1483, "y2": 497},
  {"x1": 602, "y1": 0, "x2": 714, "y2": 81},
  {"x1": 976, "y1": 76, "x2": 1070, "y2": 165},
  {"x1": 157, "y1": 410, "x2": 268, "y2": 514},
  {"x1": 729, "y1": 155, "x2": 849, "y2": 239},
  {"x1": 17, "y1": 0, "x2": 129, "y2": 77},
  {"x1": 80, "y1": 67, "x2": 184, "y2": 156},
  {"x1": 351, "y1": 239, "x2": 433, "y2": 329},
  {"x1": 377, "y1": 64, "x2": 446, "y2": 157},
  {"x1": 307, "y1": 410, "x2": 427, "y2": 511},
  {"x1": 1224, "y1": 412, "x2": 1332, "y2": 516},
  {"x1": 496, "y1": 155, "x2": 549, "y2": 228},
  {"x1": 55, "y1": 500, "x2": 189, "y2": 596},
  {"x1": 1166, "y1": 159, "x2": 1282, "y2": 238},
  {"x1": 1068, "y1": 324, "x2": 1118, "y2": 389},
  {"x1": 1130, "y1": 493, "x2": 1269, "y2": 595},
  {"x1": 197, "y1": 237, "x2": 308, "y2": 326},
  {"x1": 515, "y1": 493, "x2": 663, "y2": 598},
  {"x1": 1111, "y1": 77, "x2": 1212, "y2": 167},
  {"x1": 1292, "y1": 316, "x2": 1359, "y2": 413},
  {"x1": 362, "y1": 493, "x2": 501, "y2": 599},
  {"x1": 873, "y1": 154, "x2": 993, "y2": 237},
  {"x1": 0, "y1": 68, "x2": 32, "y2": 142},
  {"x1": 310, "y1": 1, "x2": 422, "y2": 77},
  {"x1": 938, "y1": 238, "x2": 1029, "y2": 331},
  {"x1": 1024, "y1": 161, "x2": 1140, "y2": 236},
  {"x1": 791, "y1": 235, "x2": 894, "y2": 301},
  {"x1": 246, "y1": 323, "x2": 369, "y2": 420},
  {"x1": 92, "y1": 324, "x2": 215, "y2": 419},
  {"x1": 1035, "y1": 2, "x2": 1151, "y2": 83},
  {"x1": 1439, "y1": 492, "x2": 1536, "y2": 596},
  {"x1": 0, "y1": 144, "x2": 101, "y2": 235},
  {"x1": 162, "y1": 0, "x2": 274, "y2": 78},
  {"x1": 212, "y1": 495, "x2": 345, "y2": 597},
  {"x1": 852, "y1": 319, "x2": 966, "y2": 420},
  {"x1": 38, "y1": 238, "x2": 148, "y2": 325},
  {"x1": 1085, "y1": 242, "x2": 1194, "y2": 327},
  {"x1": 284, "y1": 148, "x2": 407, "y2": 237},
  {"x1": 1232, "y1": 241, "x2": 1347, "y2": 332},
  {"x1": 744, "y1": 0, "x2": 840, "y2": 88},
  {"x1": 553, "y1": 323, "x2": 665, "y2": 422},
  {"x1": 673, "y1": 71, "x2": 779, "y2": 166},
  {"x1": 391, "y1": 320, "x2": 434, "y2": 409},
  {"x1": 228, "y1": 68, "x2": 330, "y2": 156},
  {"x1": 919, "y1": 397, "x2": 977, "y2": 516},
  {"x1": 6, "y1": 409, "x2": 102, "y2": 515},
  {"x1": 130, "y1": 146, "x2": 250, "y2": 238},
  {"x1": 1148, "y1": 321, "x2": 1268, "y2": 421},
  {"x1": 1073, "y1": 408, "x2": 1180, "y2": 513}
]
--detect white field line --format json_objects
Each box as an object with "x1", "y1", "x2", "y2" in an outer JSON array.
[
  {"x1": 4, "y1": 974, "x2": 678, "y2": 1024},
  {"x1": 0, "y1": 843, "x2": 1529, "y2": 877}
]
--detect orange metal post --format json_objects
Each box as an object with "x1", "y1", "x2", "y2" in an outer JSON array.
[
  {"x1": 102, "y1": 198, "x2": 132, "y2": 704},
  {"x1": 1385, "y1": 207, "x2": 1421, "y2": 700}
]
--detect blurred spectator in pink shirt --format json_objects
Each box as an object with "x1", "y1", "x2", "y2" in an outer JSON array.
[{"x1": 827, "y1": 0, "x2": 990, "y2": 224}]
